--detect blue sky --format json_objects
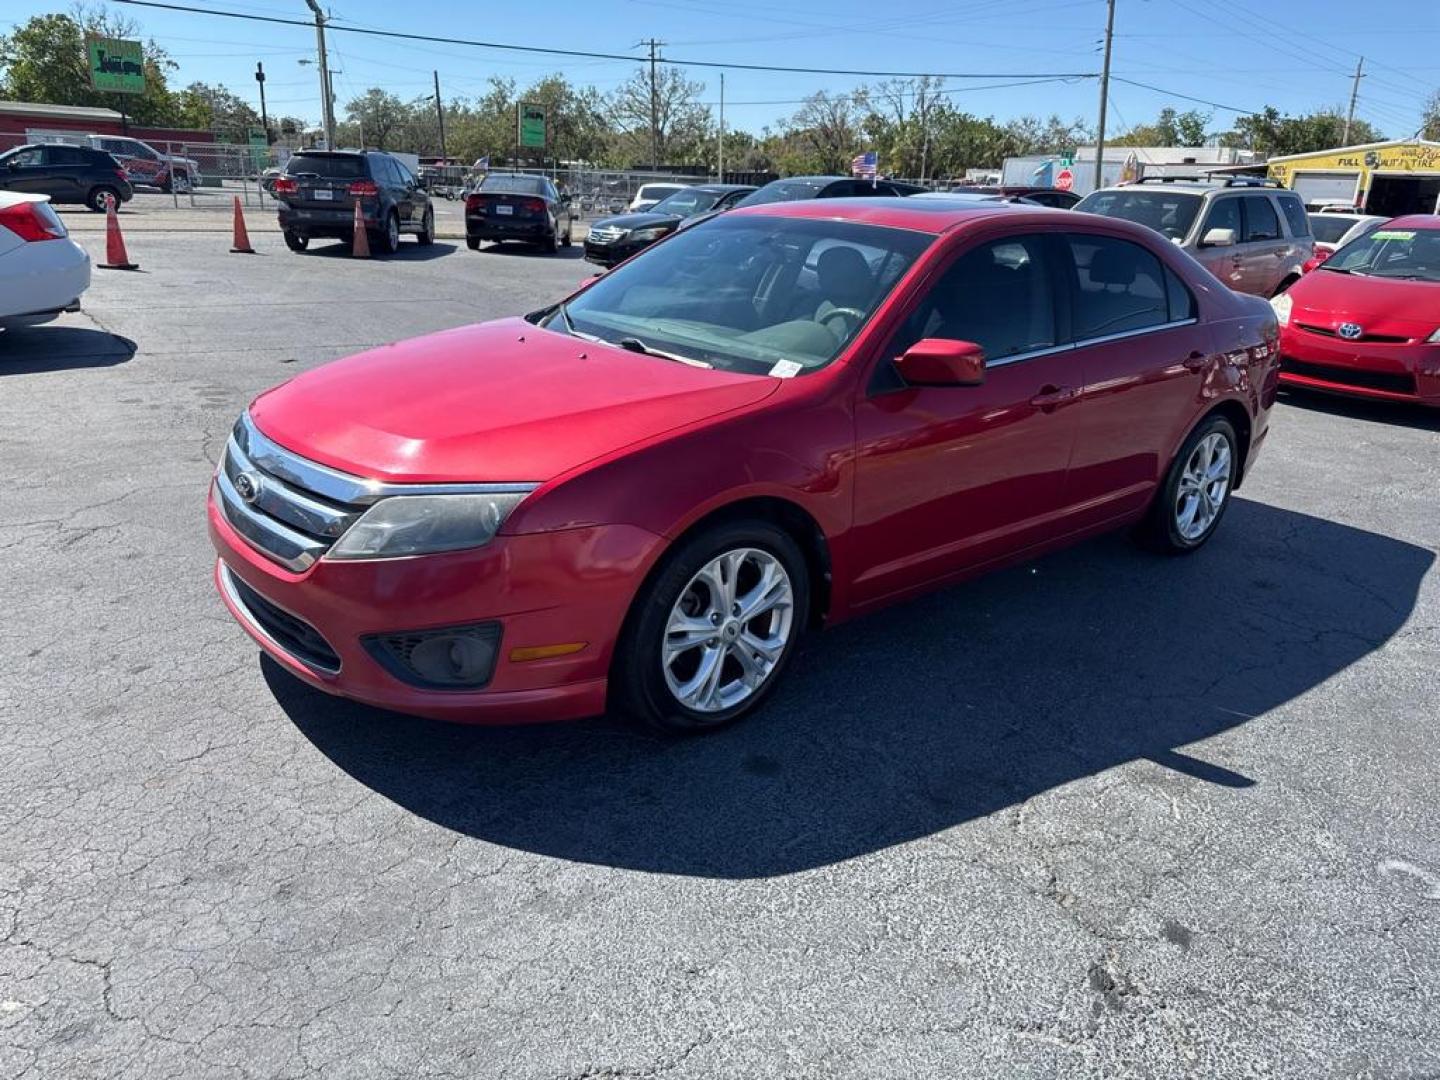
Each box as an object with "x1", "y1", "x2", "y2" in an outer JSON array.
[{"x1": 5, "y1": 0, "x2": 1438, "y2": 137}]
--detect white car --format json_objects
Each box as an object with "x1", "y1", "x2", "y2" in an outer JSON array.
[
  {"x1": 628, "y1": 182, "x2": 688, "y2": 212},
  {"x1": 1306, "y1": 210, "x2": 1388, "y2": 257},
  {"x1": 0, "y1": 193, "x2": 90, "y2": 328}
]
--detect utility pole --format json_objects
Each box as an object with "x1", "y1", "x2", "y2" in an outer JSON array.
[
  {"x1": 303, "y1": 0, "x2": 335, "y2": 149},
  {"x1": 1343, "y1": 57, "x2": 1365, "y2": 145},
  {"x1": 718, "y1": 72, "x2": 725, "y2": 182},
  {"x1": 254, "y1": 62, "x2": 270, "y2": 143},
  {"x1": 639, "y1": 38, "x2": 663, "y2": 170},
  {"x1": 1093, "y1": 0, "x2": 1116, "y2": 191},
  {"x1": 433, "y1": 70, "x2": 447, "y2": 162}
]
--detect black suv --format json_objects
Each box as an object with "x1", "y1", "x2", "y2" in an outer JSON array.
[
  {"x1": 273, "y1": 150, "x2": 434, "y2": 254},
  {"x1": 0, "y1": 143, "x2": 133, "y2": 212}
]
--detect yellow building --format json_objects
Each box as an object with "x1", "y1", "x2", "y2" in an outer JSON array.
[{"x1": 1266, "y1": 139, "x2": 1440, "y2": 216}]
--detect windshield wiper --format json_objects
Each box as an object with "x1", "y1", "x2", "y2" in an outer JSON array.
[
  {"x1": 615, "y1": 337, "x2": 712, "y2": 368},
  {"x1": 1319, "y1": 265, "x2": 1366, "y2": 275}
]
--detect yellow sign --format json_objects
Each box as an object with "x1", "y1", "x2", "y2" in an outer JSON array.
[{"x1": 1268, "y1": 141, "x2": 1440, "y2": 186}]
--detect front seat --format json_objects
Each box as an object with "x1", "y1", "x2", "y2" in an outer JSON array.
[{"x1": 814, "y1": 246, "x2": 874, "y2": 342}]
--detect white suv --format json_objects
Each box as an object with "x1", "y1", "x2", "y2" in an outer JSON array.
[{"x1": 1076, "y1": 178, "x2": 1314, "y2": 297}]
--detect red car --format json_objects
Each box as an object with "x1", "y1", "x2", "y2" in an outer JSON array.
[
  {"x1": 1274, "y1": 215, "x2": 1440, "y2": 407},
  {"x1": 209, "y1": 200, "x2": 1278, "y2": 731}
]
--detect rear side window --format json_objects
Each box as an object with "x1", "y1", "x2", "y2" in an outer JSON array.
[
  {"x1": 1165, "y1": 267, "x2": 1196, "y2": 321},
  {"x1": 286, "y1": 154, "x2": 366, "y2": 179},
  {"x1": 1067, "y1": 235, "x2": 1168, "y2": 339},
  {"x1": 44, "y1": 146, "x2": 87, "y2": 165},
  {"x1": 371, "y1": 156, "x2": 397, "y2": 184},
  {"x1": 1243, "y1": 196, "x2": 1281, "y2": 241},
  {"x1": 1277, "y1": 195, "x2": 1309, "y2": 238}
]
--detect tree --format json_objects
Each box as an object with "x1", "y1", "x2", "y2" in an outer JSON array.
[
  {"x1": 1112, "y1": 107, "x2": 1211, "y2": 148},
  {"x1": 778, "y1": 91, "x2": 861, "y2": 175},
  {"x1": 0, "y1": 5, "x2": 180, "y2": 125},
  {"x1": 1422, "y1": 91, "x2": 1440, "y2": 142},
  {"x1": 340, "y1": 88, "x2": 410, "y2": 150},
  {"x1": 176, "y1": 81, "x2": 261, "y2": 141},
  {"x1": 1001, "y1": 114, "x2": 1091, "y2": 157},
  {"x1": 1217, "y1": 106, "x2": 1382, "y2": 155},
  {"x1": 608, "y1": 64, "x2": 710, "y2": 167}
]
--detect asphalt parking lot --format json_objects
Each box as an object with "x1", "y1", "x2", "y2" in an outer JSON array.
[{"x1": 3, "y1": 229, "x2": 1438, "y2": 1079}]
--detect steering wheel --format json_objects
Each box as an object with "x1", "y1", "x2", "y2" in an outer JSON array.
[{"x1": 818, "y1": 306, "x2": 867, "y2": 333}]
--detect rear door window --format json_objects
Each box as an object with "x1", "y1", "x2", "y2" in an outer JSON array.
[
  {"x1": 1066, "y1": 235, "x2": 1168, "y2": 339},
  {"x1": 1277, "y1": 195, "x2": 1309, "y2": 238},
  {"x1": 1243, "y1": 196, "x2": 1281, "y2": 241}
]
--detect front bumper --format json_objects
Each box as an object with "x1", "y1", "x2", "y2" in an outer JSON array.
[
  {"x1": 1278, "y1": 325, "x2": 1440, "y2": 406},
  {"x1": 208, "y1": 488, "x2": 666, "y2": 723},
  {"x1": 582, "y1": 238, "x2": 649, "y2": 266}
]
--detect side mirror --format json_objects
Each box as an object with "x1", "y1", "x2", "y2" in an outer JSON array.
[
  {"x1": 1201, "y1": 226, "x2": 1236, "y2": 247},
  {"x1": 894, "y1": 338, "x2": 986, "y2": 387}
]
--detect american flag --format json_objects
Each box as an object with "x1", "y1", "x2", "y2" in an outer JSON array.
[{"x1": 850, "y1": 151, "x2": 878, "y2": 179}]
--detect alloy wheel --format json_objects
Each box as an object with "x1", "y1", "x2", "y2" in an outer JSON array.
[
  {"x1": 1174, "y1": 432, "x2": 1232, "y2": 541},
  {"x1": 662, "y1": 548, "x2": 794, "y2": 713}
]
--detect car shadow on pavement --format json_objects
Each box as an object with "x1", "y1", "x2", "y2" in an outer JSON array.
[
  {"x1": 478, "y1": 243, "x2": 587, "y2": 260},
  {"x1": 270, "y1": 497, "x2": 1433, "y2": 879},
  {"x1": 0, "y1": 326, "x2": 136, "y2": 376},
  {"x1": 1278, "y1": 388, "x2": 1440, "y2": 432},
  {"x1": 299, "y1": 240, "x2": 459, "y2": 262}
]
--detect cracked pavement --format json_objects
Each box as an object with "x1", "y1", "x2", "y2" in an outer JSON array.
[{"x1": 2, "y1": 231, "x2": 1438, "y2": 1079}]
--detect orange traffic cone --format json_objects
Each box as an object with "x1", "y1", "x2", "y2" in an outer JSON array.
[
  {"x1": 97, "y1": 196, "x2": 137, "y2": 271},
  {"x1": 229, "y1": 196, "x2": 255, "y2": 254},
  {"x1": 350, "y1": 202, "x2": 370, "y2": 258}
]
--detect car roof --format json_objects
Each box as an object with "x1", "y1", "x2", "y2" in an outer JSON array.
[
  {"x1": 1379, "y1": 214, "x2": 1440, "y2": 230},
  {"x1": 693, "y1": 183, "x2": 756, "y2": 193},
  {"x1": 728, "y1": 195, "x2": 1035, "y2": 234}
]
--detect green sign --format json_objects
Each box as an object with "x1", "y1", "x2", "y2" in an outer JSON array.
[
  {"x1": 87, "y1": 36, "x2": 146, "y2": 95},
  {"x1": 519, "y1": 103, "x2": 546, "y2": 149}
]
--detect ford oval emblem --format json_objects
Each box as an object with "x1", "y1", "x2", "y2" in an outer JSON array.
[
  {"x1": 234, "y1": 470, "x2": 263, "y2": 503},
  {"x1": 1337, "y1": 322, "x2": 1363, "y2": 341}
]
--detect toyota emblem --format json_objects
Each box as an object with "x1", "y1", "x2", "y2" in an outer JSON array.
[
  {"x1": 1337, "y1": 323, "x2": 1364, "y2": 341},
  {"x1": 234, "y1": 470, "x2": 263, "y2": 503}
]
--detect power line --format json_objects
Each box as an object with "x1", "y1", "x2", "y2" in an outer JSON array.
[{"x1": 111, "y1": 0, "x2": 1098, "y2": 80}]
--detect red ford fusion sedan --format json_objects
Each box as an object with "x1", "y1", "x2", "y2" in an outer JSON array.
[
  {"x1": 209, "y1": 198, "x2": 1279, "y2": 732},
  {"x1": 1273, "y1": 215, "x2": 1440, "y2": 407}
]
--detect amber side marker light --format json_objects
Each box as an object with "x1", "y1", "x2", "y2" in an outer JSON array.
[{"x1": 509, "y1": 642, "x2": 588, "y2": 663}]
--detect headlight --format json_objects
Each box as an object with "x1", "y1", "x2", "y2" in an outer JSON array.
[
  {"x1": 631, "y1": 226, "x2": 671, "y2": 242},
  {"x1": 1269, "y1": 292, "x2": 1293, "y2": 327},
  {"x1": 328, "y1": 492, "x2": 529, "y2": 560},
  {"x1": 1427, "y1": 327, "x2": 1440, "y2": 344}
]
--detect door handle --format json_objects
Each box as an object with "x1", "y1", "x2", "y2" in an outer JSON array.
[
  {"x1": 1029, "y1": 385, "x2": 1079, "y2": 410},
  {"x1": 1182, "y1": 350, "x2": 1207, "y2": 372}
]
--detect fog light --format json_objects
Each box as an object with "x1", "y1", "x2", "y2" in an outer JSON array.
[{"x1": 364, "y1": 623, "x2": 500, "y2": 689}]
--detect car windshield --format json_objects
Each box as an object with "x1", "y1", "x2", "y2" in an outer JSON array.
[
  {"x1": 1075, "y1": 189, "x2": 1203, "y2": 241},
  {"x1": 285, "y1": 154, "x2": 366, "y2": 178},
  {"x1": 649, "y1": 188, "x2": 724, "y2": 216},
  {"x1": 548, "y1": 215, "x2": 931, "y2": 376},
  {"x1": 636, "y1": 184, "x2": 684, "y2": 201},
  {"x1": 481, "y1": 174, "x2": 546, "y2": 194},
  {"x1": 1323, "y1": 227, "x2": 1440, "y2": 282},
  {"x1": 736, "y1": 180, "x2": 830, "y2": 207},
  {"x1": 1309, "y1": 215, "x2": 1360, "y2": 244}
]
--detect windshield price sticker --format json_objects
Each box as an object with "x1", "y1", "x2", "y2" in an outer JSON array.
[
  {"x1": 768, "y1": 359, "x2": 804, "y2": 378},
  {"x1": 1371, "y1": 231, "x2": 1415, "y2": 241}
]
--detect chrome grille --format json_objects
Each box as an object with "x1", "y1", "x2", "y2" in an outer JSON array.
[
  {"x1": 217, "y1": 415, "x2": 367, "y2": 572},
  {"x1": 587, "y1": 225, "x2": 626, "y2": 244}
]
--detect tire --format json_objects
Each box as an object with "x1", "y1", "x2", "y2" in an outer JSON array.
[
  {"x1": 1136, "y1": 414, "x2": 1239, "y2": 555},
  {"x1": 416, "y1": 205, "x2": 434, "y2": 246},
  {"x1": 283, "y1": 230, "x2": 309, "y2": 252},
  {"x1": 376, "y1": 211, "x2": 400, "y2": 255},
  {"x1": 561, "y1": 219, "x2": 573, "y2": 248},
  {"x1": 87, "y1": 186, "x2": 119, "y2": 213},
  {"x1": 466, "y1": 235, "x2": 481, "y2": 251},
  {"x1": 545, "y1": 222, "x2": 560, "y2": 254},
  {"x1": 171, "y1": 170, "x2": 192, "y2": 194},
  {"x1": 612, "y1": 520, "x2": 809, "y2": 734}
]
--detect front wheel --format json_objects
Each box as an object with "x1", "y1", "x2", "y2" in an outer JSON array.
[
  {"x1": 612, "y1": 521, "x2": 809, "y2": 733},
  {"x1": 416, "y1": 205, "x2": 434, "y2": 245},
  {"x1": 561, "y1": 219, "x2": 573, "y2": 248},
  {"x1": 87, "y1": 186, "x2": 119, "y2": 213},
  {"x1": 171, "y1": 170, "x2": 193, "y2": 194},
  {"x1": 1136, "y1": 415, "x2": 1238, "y2": 554},
  {"x1": 465, "y1": 235, "x2": 481, "y2": 250}
]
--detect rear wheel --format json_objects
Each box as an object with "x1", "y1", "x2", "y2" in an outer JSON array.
[
  {"x1": 1136, "y1": 415, "x2": 1238, "y2": 554},
  {"x1": 466, "y1": 235, "x2": 481, "y2": 250},
  {"x1": 612, "y1": 521, "x2": 808, "y2": 733},
  {"x1": 544, "y1": 222, "x2": 560, "y2": 254},
  {"x1": 376, "y1": 211, "x2": 400, "y2": 254},
  {"x1": 87, "y1": 186, "x2": 119, "y2": 213},
  {"x1": 561, "y1": 219, "x2": 573, "y2": 248},
  {"x1": 283, "y1": 230, "x2": 309, "y2": 252}
]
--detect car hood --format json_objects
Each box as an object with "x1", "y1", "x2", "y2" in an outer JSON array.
[
  {"x1": 592, "y1": 210, "x2": 681, "y2": 232},
  {"x1": 248, "y1": 317, "x2": 777, "y2": 484},
  {"x1": 1290, "y1": 271, "x2": 1440, "y2": 336}
]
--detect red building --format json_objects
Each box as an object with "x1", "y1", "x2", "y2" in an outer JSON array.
[{"x1": 0, "y1": 100, "x2": 214, "y2": 145}]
